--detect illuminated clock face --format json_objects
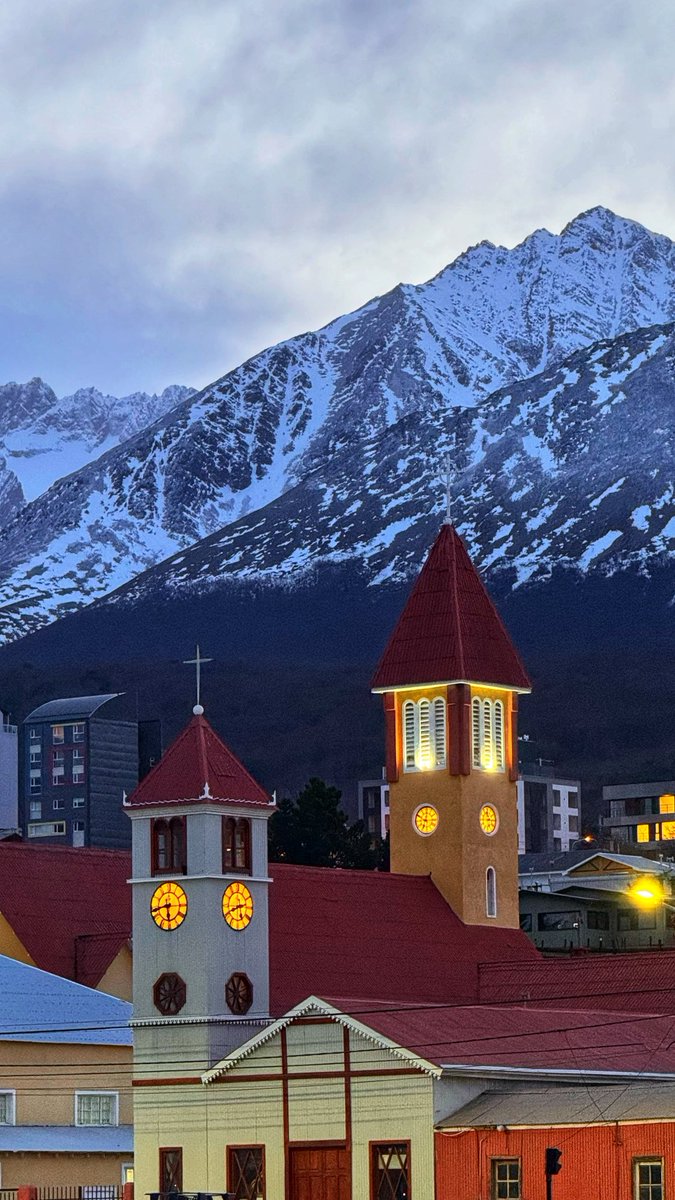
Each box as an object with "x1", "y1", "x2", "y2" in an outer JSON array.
[
  {"x1": 479, "y1": 805, "x2": 499, "y2": 835},
  {"x1": 414, "y1": 805, "x2": 439, "y2": 836},
  {"x1": 223, "y1": 881, "x2": 254, "y2": 930},
  {"x1": 151, "y1": 882, "x2": 188, "y2": 931}
]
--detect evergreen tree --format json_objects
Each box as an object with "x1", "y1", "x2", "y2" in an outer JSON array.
[{"x1": 269, "y1": 777, "x2": 379, "y2": 869}]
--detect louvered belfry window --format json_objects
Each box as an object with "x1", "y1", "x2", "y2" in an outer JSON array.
[
  {"x1": 401, "y1": 697, "x2": 447, "y2": 772},
  {"x1": 472, "y1": 696, "x2": 506, "y2": 772}
]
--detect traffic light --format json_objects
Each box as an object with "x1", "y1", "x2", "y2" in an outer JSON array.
[{"x1": 545, "y1": 1147, "x2": 563, "y2": 1177}]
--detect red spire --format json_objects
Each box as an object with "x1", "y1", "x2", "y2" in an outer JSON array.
[
  {"x1": 371, "y1": 524, "x2": 531, "y2": 691},
  {"x1": 126, "y1": 713, "x2": 271, "y2": 809}
]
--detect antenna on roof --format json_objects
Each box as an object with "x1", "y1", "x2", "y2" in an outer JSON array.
[{"x1": 183, "y1": 644, "x2": 213, "y2": 716}]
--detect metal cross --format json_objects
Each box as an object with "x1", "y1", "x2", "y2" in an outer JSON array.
[{"x1": 183, "y1": 645, "x2": 213, "y2": 709}]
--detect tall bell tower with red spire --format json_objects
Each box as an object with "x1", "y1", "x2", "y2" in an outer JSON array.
[{"x1": 371, "y1": 524, "x2": 530, "y2": 928}]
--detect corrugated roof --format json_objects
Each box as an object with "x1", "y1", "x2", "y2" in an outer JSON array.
[
  {"x1": 478, "y1": 951, "x2": 675, "y2": 1013},
  {"x1": 334, "y1": 998, "x2": 675, "y2": 1075},
  {"x1": 126, "y1": 713, "x2": 272, "y2": 809},
  {"x1": 0, "y1": 842, "x2": 130, "y2": 987},
  {"x1": 438, "y1": 1081, "x2": 675, "y2": 1128},
  {"x1": 0, "y1": 954, "x2": 131, "y2": 1044},
  {"x1": 0, "y1": 1125, "x2": 133, "y2": 1152},
  {"x1": 371, "y1": 524, "x2": 530, "y2": 691},
  {"x1": 268, "y1": 865, "x2": 538, "y2": 1013},
  {"x1": 25, "y1": 695, "x2": 121, "y2": 722}
]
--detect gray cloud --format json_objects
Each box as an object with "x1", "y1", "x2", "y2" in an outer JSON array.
[{"x1": 0, "y1": 0, "x2": 674, "y2": 394}]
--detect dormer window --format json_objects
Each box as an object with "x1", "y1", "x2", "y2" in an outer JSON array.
[
  {"x1": 152, "y1": 817, "x2": 187, "y2": 875},
  {"x1": 471, "y1": 697, "x2": 505, "y2": 772},
  {"x1": 401, "y1": 698, "x2": 447, "y2": 772},
  {"x1": 223, "y1": 817, "x2": 251, "y2": 874}
]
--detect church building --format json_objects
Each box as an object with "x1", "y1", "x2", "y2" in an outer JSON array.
[{"x1": 127, "y1": 524, "x2": 675, "y2": 1200}]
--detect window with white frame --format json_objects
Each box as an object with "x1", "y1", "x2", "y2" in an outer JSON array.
[
  {"x1": 486, "y1": 866, "x2": 497, "y2": 918},
  {"x1": 29, "y1": 745, "x2": 41, "y2": 764},
  {"x1": 0, "y1": 1091, "x2": 15, "y2": 1125},
  {"x1": 72, "y1": 723, "x2": 85, "y2": 743},
  {"x1": 52, "y1": 725, "x2": 64, "y2": 744},
  {"x1": 634, "y1": 1158, "x2": 663, "y2": 1200},
  {"x1": 29, "y1": 801, "x2": 41, "y2": 820},
  {"x1": 72, "y1": 749, "x2": 85, "y2": 784},
  {"x1": 73, "y1": 797, "x2": 85, "y2": 809},
  {"x1": 76, "y1": 1092, "x2": 119, "y2": 1126},
  {"x1": 29, "y1": 727, "x2": 39, "y2": 741},
  {"x1": 29, "y1": 769, "x2": 41, "y2": 794},
  {"x1": 472, "y1": 697, "x2": 505, "y2": 771},
  {"x1": 27, "y1": 821, "x2": 66, "y2": 838},
  {"x1": 402, "y1": 697, "x2": 447, "y2": 771}
]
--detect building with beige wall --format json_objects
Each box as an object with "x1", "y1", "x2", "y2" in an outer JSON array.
[{"x1": 0, "y1": 954, "x2": 132, "y2": 1188}]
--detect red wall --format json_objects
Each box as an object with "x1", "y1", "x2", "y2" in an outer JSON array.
[{"x1": 435, "y1": 1122, "x2": 675, "y2": 1199}]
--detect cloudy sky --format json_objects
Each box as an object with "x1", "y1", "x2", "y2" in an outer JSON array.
[{"x1": 1, "y1": 0, "x2": 674, "y2": 396}]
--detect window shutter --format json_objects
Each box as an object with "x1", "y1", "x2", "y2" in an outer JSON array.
[
  {"x1": 471, "y1": 698, "x2": 481, "y2": 769},
  {"x1": 482, "y1": 699, "x2": 493, "y2": 769},
  {"x1": 433, "y1": 698, "x2": 447, "y2": 768},
  {"x1": 418, "y1": 700, "x2": 431, "y2": 768},
  {"x1": 494, "y1": 701, "x2": 504, "y2": 769},
  {"x1": 403, "y1": 702, "x2": 416, "y2": 770}
]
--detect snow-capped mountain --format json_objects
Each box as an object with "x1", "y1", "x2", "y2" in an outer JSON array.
[
  {"x1": 0, "y1": 206, "x2": 674, "y2": 645},
  {"x1": 106, "y1": 318, "x2": 675, "y2": 603},
  {"x1": 0, "y1": 378, "x2": 195, "y2": 503}
]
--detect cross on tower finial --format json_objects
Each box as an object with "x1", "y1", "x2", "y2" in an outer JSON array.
[{"x1": 183, "y1": 644, "x2": 213, "y2": 715}]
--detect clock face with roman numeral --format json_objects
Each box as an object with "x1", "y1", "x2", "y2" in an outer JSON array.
[
  {"x1": 479, "y1": 805, "x2": 499, "y2": 835},
  {"x1": 414, "y1": 805, "x2": 439, "y2": 835},
  {"x1": 151, "y1": 882, "x2": 188, "y2": 930},
  {"x1": 222, "y1": 881, "x2": 254, "y2": 930}
]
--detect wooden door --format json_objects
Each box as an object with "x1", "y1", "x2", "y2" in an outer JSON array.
[{"x1": 289, "y1": 1145, "x2": 351, "y2": 1200}]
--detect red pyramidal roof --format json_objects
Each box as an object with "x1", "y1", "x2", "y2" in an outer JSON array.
[
  {"x1": 371, "y1": 524, "x2": 531, "y2": 691},
  {"x1": 126, "y1": 712, "x2": 271, "y2": 808}
]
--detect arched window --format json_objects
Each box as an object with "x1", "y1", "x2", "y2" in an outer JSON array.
[
  {"x1": 223, "y1": 817, "x2": 252, "y2": 874},
  {"x1": 401, "y1": 697, "x2": 447, "y2": 772},
  {"x1": 486, "y1": 866, "x2": 497, "y2": 918},
  {"x1": 472, "y1": 697, "x2": 506, "y2": 772},
  {"x1": 152, "y1": 816, "x2": 187, "y2": 876}
]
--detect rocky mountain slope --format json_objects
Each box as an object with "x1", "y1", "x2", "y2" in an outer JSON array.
[
  {"x1": 0, "y1": 206, "x2": 674, "y2": 644},
  {"x1": 0, "y1": 377, "x2": 195, "y2": 507}
]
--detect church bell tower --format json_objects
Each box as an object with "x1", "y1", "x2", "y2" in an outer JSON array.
[
  {"x1": 372, "y1": 523, "x2": 531, "y2": 928},
  {"x1": 126, "y1": 691, "x2": 275, "y2": 1079}
]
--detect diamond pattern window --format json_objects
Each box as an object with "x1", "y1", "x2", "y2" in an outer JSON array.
[
  {"x1": 229, "y1": 1146, "x2": 265, "y2": 1200},
  {"x1": 371, "y1": 1142, "x2": 410, "y2": 1200},
  {"x1": 492, "y1": 1158, "x2": 521, "y2": 1199},
  {"x1": 159, "y1": 1148, "x2": 183, "y2": 1194}
]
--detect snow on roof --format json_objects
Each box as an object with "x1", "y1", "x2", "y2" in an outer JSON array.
[
  {"x1": 0, "y1": 954, "x2": 131, "y2": 1045},
  {"x1": 25, "y1": 694, "x2": 121, "y2": 722}
]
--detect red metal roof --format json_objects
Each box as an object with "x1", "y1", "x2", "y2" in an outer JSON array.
[
  {"x1": 478, "y1": 953, "x2": 675, "y2": 1013},
  {"x1": 371, "y1": 523, "x2": 531, "y2": 691},
  {"x1": 268, "y1": 864, "x2": 538, "y2": 1014},
  {"x1": 126, "y1": 713, "x2": 271, "y2": 808},
  {"x1": 332, "y1": 998, "x2": 675, "y2": 1074},
  {"x1": 0, "y1": 843, "x2": 130, "y2": 988}
]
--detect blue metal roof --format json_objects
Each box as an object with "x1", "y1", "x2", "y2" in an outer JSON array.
[
  {"x1": 0, "y1": 955, "x2": 131, "y2": 1045},
  {"x1": 25, "y1": 695, "x2": 122, "y2": 723},
  {"x1": 0, "y1": 1125, "x2": 133, "y2": 1152}
]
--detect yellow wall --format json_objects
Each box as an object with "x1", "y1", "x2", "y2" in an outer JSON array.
[
  {"x1": 0, "y1": 912, "x2": 35, "y2": 966},
  {"x1": 97, "y1": 944, "x2": 133, "y2": 1001},
  {"x1": 388, "y1": 685, "x2": 519, "y2": 928},
  {"x1": 133, "y1": 1018, "x2": 435, "y2": 1200},
  {"x1": 0, "y1": 1040, "x2": 132, "y2": 1127},
  {"x1": 0, "y1": 1153, "x2": 131, "y2": 1189}
]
